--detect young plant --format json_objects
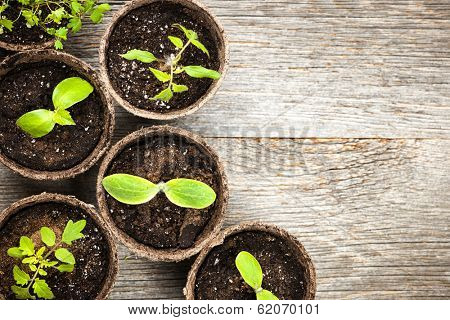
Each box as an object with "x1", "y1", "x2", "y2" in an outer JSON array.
[
  {"x1": 102, "y1": 173, "x2": 216, "y2": 209},
  {"x1": 16, "y1": 77, "x2": 93, "y2": 138},
  {"x1": 7, "y1": 219, "x2": 86, "y2": 300},
  {"x1": 120, "y1": 24, "x2": 221, "y2": 103},
  {"x1": 235, "y1": 251, "x2": 279, "y2": 300},
  {"x1": 0, "y1": 0, "x2": 110, "y2": 49}
]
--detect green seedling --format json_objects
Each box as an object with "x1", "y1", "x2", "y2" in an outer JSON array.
[
  {"x1": 235, "y1": 251, "x2": 279, "y2": 300},
  {"x1": 120, "y1": 24, "x2": 221, "y2": 103},
  {"x1": 16, "y1": 77, "x2": 93, "y2": 138},
  {"x1": 0, "y1": 0, "x2": 110, "y2": 49},
  {"x1": 102, "y1": 173, "x2": 216, "y2": 209},
  {"x1": 7, "y1": 219, "x2": 86, "y2": 300}
]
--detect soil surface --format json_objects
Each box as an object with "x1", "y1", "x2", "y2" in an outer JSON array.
[
  {"x1": 106, "y1": 1, "x2": 220, "y2": 113},
  {"x1": 194, "y1": 231, "x2": 308, "y2": 300},
  {"x1": 0, "y1": 2, "x2": 52, "y2": 45},
  {"x1": 0, "y1": 60, "x2": 105, "y2": 171},
  {"x1": 105, "y1": 133, "x2": 220, "y2": 249},
  {"x1": 0, "y1": 202, "x2": 111, "y2": 300}
]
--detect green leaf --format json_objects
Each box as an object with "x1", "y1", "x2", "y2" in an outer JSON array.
[
  {"x1": 57, "y1": 264, "x2": 74, "y2": 273},
  {"x1": 90, "y1": 3, "x2": 110, "y2": 24},
  {"x1": 151, "y1": 88, "x2": 173, "y2": 102},
  {"x1": 38, "y1": 269, "x2": 48, "y2": 276},
  {"x1": 33, "y1": 279, "x2": 54, "y2": 299},
  {"x1": 172, "y1": 83, "x2": 188, "y2": 93},
  {"x1": 256, "y1": 289, "x2": 279, "y2": 300},
  {"x1": 62, "y1": 219, "x2": 86, "y2": 245},
  {"x1": 120, "y1": 49, "x2": 157, "y2": 63},
  {"x1": 191, "y1": 39, "x2": 210, "y2": 57},
  {"x1": 36, "y1": 247, "x2": 46, "y2": 258},
  {"x1": 53, "y1": 77, "x2": 93, "y2": 110},
  {"x1": 29, "y1": 265, "x2": 37, "y2": 272},
  {"x1": 40, "y1": 227, "x2": 56, "y2": 247},
  {"x1": 16, "y1": 109, "x2": 56, "y2": 138},
  {"x1": 7, "y1": 247, "x2": 25, "y2": 258},
  {"x1": 68, "y1": 17, "x2": 82, "y2": 33},
  {"x1": 53, "y1": 109, "x2": 76, "y2": 126},
  {"x1": 173, "y1": 24, "x2": 198, "y2": 40},
  {"x1": 19, "y1": 236, "x2": 35, "y2": 256},
  {"x1": 11, "y1": 286, "x2": 34, "y2": 300},
  {"x1": 149, "y1": 68, "x2": 171, "y2": 82},
  {"x1": 102, "y1": 174, "x2": 160, "y2": 205},
  {"x1": 54, "y1": 39, "x2": 63, "y2": 50},
  {"x1": 235, "y1": 251, "x2": 263, "y2": 290},
  {"x1": 168, "y1": 36, "x2": 183, "y2": 49},
  {"x1": 0, "y1": 19, "x2": 13, "y2": 31},
  {"x1": 163, "y1": 179, "x2": 216, "y2": 209},
  {"x1": 41, "y1": 260, "x2": 58, "y2": 268},
  {"x1": 183, "y1": 66, "x2": 221, "y2": 80},
  {"x1": 22, "y1": 256, "x2": 37, "y2": 264},
  {"x1": 22, "y1": 10, "x2": 38, "y2": 27},
  {"x1": 13, "y1": 266, "x2": 30, "y2": 286},
  {"x1": 55, "y1": 248, "x2": 75, "y2": 265},
  {"x1": 55, "y1": 27, "x2": 68, "y2": 40}
]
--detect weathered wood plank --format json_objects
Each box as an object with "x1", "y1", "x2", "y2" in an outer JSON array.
[
  {"x1": 1, "y1": 138, "x2": 449, "y2": 299},
  {"x1": 61, "y1": 0, "x2": 450, "y2": 138}
]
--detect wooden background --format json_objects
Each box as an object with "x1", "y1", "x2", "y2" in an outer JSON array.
[{"x1": 1, "y1": 0, "x2": 449, "y2": 299}]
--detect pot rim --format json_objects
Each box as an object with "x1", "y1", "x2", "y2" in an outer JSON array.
[
  {"x1": 0, "y1": 192, "x2": 119, "y2": 300},
  {"x1": 96, "y1": 125, "x2": 229, "y2": 262},
  {"x1": 184, "y1": 222, "x2": 317, "y2": 300},
  {"x1": 0, "y1": 49, "x2": 115, "y2": 180},
  {"x1": 98, "y1": 0, "x2": 230, "y2": 120}
]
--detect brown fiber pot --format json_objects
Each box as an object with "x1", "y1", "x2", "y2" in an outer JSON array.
[
  {"x1": 0, "y1": 50, "x2": 115, "y2": 180},
  {"x1": 184, "y1": 222, "x2": 317, "y2": 300},
  {"x1": 97, "y1": 125, "x2": 229, "y2": 262},
  {"x1": 0, "y1": 35, "x2": 54, "y2": 52},
  {"x1": 0, "y1": 193, "x2": 118, "y2": 300},
  {"x1": 99, "y1": 0, "x2": 229, "y2": 120}
]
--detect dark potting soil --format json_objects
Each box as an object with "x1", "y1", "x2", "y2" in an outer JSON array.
[
  {"x1": 194, "y1": 231, "x2": 308, "y2": 300},
  {"x1": 0, "y1": 61, "x2": 105, "y2": 172},
  {"x1": 105, "y1": 133, "x2": 220, "y2": 249},
  {"x1": 0, "y1": 202, "x2": 111, "y2": 300},
  {"x1": 106, "y1": 1, "x2": 220, "y2": 113},
  {"x1": 0, "y1": 2, "x2": 52, "y2": 45}
]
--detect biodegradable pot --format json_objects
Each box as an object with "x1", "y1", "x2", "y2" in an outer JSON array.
[
  {"x1": 0, "y1": 193, "x2": 118, "y2": 300},
  {"x1": 0, "y1": 2, "x2": 54, "y2": 51},
  {"x1": 0, "y1": 50, "x2": 115, "y2": 180},
  {"x1": 184, "y1": 223, "x2": 317, "y2": 300},
  {"x1": 97, "y1": 125, "x2": 228, "y2": 262},
  {"x1": 99, "y1": 0, "x2": 229, "y2": 120}
]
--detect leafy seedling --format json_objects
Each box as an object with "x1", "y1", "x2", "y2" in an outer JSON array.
[
  {"x1": 7, "y1": 219, "x2": 86, "y2": 299},
  {"x1": 16, "y1": 77, "x2": 93, "y2": 138},
  {"x1": 120, "y1": 24, "x2": 221, "y2": 103},
  {"x1": 235, "y1": 251, "x2": 279, "y2": 300},
  {"x1": 102, "y1": 173, "x2": 216, "y2": 209},
  {"x1": 0, "y1": 0, "x2": 110, "y2": 49}
]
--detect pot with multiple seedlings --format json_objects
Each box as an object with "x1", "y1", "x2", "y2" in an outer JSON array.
[
  {"x1": 97, "y1": 126, "x2": 228, "y2": 262},
  {"x1": 99, "y1": 0, "x2": 229, "y2": 119},
  {"x1": 0, "y1": 193, "x2": 118, "y2": 300},
  {"x1": 0, "y1": 50, "x2": 114, "y2": 180},
  {"x1": 184, "y1": 223, "x2": 317, "y2": 300},
  {"x1": 0, "y1": 0, "x2": 111, "y2": 51}
]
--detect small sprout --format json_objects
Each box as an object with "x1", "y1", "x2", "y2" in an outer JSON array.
[
  {"x1": 7, "y1": 219, "x2": 86, "y2": 300},
  {"x1": 102, "y1": 173, "x2": 216, "y2": 209},
  {"x1": 16, "y1": 77, "x2": 93, "y2": 138},
  {"x1": 235, "y1": 251, "x2": 279, "y2": 300},
  {"x1": 0, "y1": 1, "x2": 110, "y2": 49},
  {"x1": 119, "y1": 23, "x2": 221, "y2": 103}
]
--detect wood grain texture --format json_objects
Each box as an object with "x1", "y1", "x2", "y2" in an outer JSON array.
[
  {"x1": 1, "y1": 138, "x2": 449, "y2": 299},
  {"x1": 0, "y1": 0, "x2": 449, "y2": 300},
  {"x1": 63, "y1": 0, "x2": 450, "y2": 138}
]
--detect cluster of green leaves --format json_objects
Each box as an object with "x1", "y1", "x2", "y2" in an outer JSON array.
[
  {"x1": 0, "y1": 0, "x2": 110, "y2": 49},
  {"x1": 235, "y1": 251, "x2": 279, "y2": 300},
  {"x1": 7, "y1": 219, "x2": 86, "y2": 299},
  {"x1": 102, "y1": 174, "x2": 216, "y2": 209},
  {"x1": 16, "y1": 77, "x2": 93, "y2": 138},
  {"x1": 120, "y1": 24, "x2": 221, "y2": 103}
]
